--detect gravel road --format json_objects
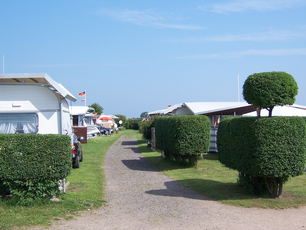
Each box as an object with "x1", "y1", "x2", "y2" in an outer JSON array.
[{"x1": 48, "y1": 135, "x2": 306, "y2": 230}]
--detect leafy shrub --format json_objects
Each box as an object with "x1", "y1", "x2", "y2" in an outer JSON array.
[
  {"x1": 114, "y1": 114, "x2": 127, "y2": 128},
  {"x1": 0, "y1": 134, "x2": 71, "y2": 205},
  {"x1": 124, "y1": 120, "x2": 129, "y2": 129},
  {"x1": 217, "y1": 116, "x2": 306, "y2": 197},
  {"x1": 126, "y1": 118, "x2": 141, "y2": 130},
  {"x1": 139, "y1": 119, "x2": 155, "y2": 141},
  {"x1": 155, "y1": 115, "x2": 211, "y2": 166}
]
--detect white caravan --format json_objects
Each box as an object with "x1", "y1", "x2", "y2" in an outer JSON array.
[{"x1": 0, "y1": 73, "x2": 76, "y2": 135}]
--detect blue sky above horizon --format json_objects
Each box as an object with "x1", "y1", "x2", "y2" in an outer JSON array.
[{"x1": 1, "y1": 0, "x2": 306, "y2": 118}]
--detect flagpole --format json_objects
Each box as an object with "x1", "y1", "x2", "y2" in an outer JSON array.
[
  {"x1": 85, "y1": 90, "x2": 86, "y2": 107},
  {"x1": 237, "y1": 73, "x2": 240, "y2": 102}
]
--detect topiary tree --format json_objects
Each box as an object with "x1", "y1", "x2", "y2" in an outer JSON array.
[
  {"x1": 243, "y1": 71, "x2": 298, "y2": 117},
  {"x1": 217, "y1": 116, "x2": 306, "y2": 198}
]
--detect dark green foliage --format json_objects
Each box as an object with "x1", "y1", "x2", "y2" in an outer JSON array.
[
  {"x1": 155, "y1": 115, "x2": 211, "y2": 166},
  {"x1": 237, "y1": 172, "x2": 268, "y2": 195},
  {"x1": 217, "y1": 116, "x2": 306, "y2": 197},
  {"x1": 243, "y1": 71, "x2": 298, "y2": 116},
  {"x1": 114, "y1": 114, "x2": 127, "y2": 128},
  {"x1": 0, "y1": 134, "x2": 71, "y2": 205},
  {"x1": 124, "y1": 120, "x2": 129, "y2": 129},
  {"x1": 155, "y1": 116, "x2": 171, "y2": 156},
  {"x1": 139, "y1": 119, "x2": 155, "y2": 141},
  {"x1": 88, "y1": 102, "x2": 104, "y2": 114},
  {"x1": 140, "y1": 111, "x2": 148, "y2": 119},
  {"x1": 127, "y1": 118, "x2": 141, "y2": 130}
]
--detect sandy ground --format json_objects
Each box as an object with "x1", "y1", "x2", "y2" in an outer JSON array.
[{"x1": 37, "y1": 135, "x2": 306, "y2": 230}]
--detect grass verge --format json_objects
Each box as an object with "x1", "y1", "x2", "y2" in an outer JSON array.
[
  {"x1": 135, "y1": 131, "x2": 306, "y2": 209},
  {"x1": 0, "y1": 130, "x2": 134, "y2": 230}
]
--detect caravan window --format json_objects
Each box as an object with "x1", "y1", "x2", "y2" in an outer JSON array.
[{"x1": 0, "y1": 113, "x2": 38, "y2": 134}]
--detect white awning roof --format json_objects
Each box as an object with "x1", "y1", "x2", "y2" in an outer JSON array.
[
  {"x1": 69, "y1": 106, "x2": 91, "y2": 115},
  {"x1": 0, "y1": 73, "x2": 76, "y2": 102},
  {"x1": 148, "y1": 103, "x2": 183, "y2": 115},
  {"x1": 149, "y1": 102, "x2": 253, "y2": 116},
  {"x1": 149, "y1": 102, "x2": 306, "y2": 117},
  {"x1": 183, "y1": 102, "x2": 251, "y2": 115},
  {"x1": 96, "y1": 114, "x2": 119, "y2": 119}
]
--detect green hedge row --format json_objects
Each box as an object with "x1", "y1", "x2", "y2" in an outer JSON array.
[
  {"x1": 0, "y1": 134, "x2": 71, "y2": 204},
  {"x1": 217, "y1": 116, "x2": 306, "y2": 197},
  {"x1": 139, "y1": 119, "x2": 155, "y2": 141},
  {"x1": 155, "y1": 115, "x2": 211, "y2": 166}
]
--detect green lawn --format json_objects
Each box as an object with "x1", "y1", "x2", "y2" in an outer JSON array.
[
  {"x1": 0, "y1": 130, "x2": 135, "y2": 230},
  {"x1": 135, "y1": 131, "x2": 306, "y2": 209}
]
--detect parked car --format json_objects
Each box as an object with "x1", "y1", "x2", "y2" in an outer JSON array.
[
  {"x1": 69, "y1": 133, "x2": 84, "y2": 168},
  {"x1": 96, "y1": 124, "x2": 113, "y2": 136}
]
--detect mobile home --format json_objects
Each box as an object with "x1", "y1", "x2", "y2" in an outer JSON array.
[{"x1": 0, "y1": 73, "x2": 76, "y2": 135}]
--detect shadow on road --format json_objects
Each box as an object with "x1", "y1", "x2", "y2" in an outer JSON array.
[
  {"x1": 122, "y1": 158, "x2": 159, "y2": 172},
  {"x1": 145, "y1": 180, "x2": 211, "y2": 201},
  {"x1": 145, "y1": 179, "x2": 266, "y2": 201},
  {"x1": 121, "y1": 141, "x2": 137, "y2": 146}
]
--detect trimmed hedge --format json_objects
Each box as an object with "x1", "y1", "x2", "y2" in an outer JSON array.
[
  {"x1": 139, "y1": 119, "x2": 155, "y2": 141},
  {"x1": 0, "y1": 134, "x2": 71, "y2": 204},
  {"x1": 155, "y1": 115, "x2": 211, "y2": 166},
  {"x1": 217, "y1": 116, "x2": 306, "y2": 197}
]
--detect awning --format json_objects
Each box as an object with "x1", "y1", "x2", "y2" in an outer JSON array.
[{"x1": 0, "y1": 73, "x2": 77, "y2": 102}]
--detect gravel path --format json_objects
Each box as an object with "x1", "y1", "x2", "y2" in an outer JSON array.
[{"x1": 50, "y1": 135, "x2": 306, "y2": 230}]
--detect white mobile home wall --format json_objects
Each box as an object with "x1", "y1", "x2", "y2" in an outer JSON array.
[{"x1": 0, "y1": 84, "x2": 72, "y2": 134}]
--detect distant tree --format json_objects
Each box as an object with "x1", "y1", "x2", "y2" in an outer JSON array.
[
  {"x1": 88, "y1": 103, "x2": 104, "y2": 114},
  {"x1": 127, "y1": 118, "x2": 141, "y2": 130},
  {"x1": 114, "y1": 114, "x2": 127, "y2": 127},
  {"x1": 243, "y1": 71, "x2": 298, "y2": 117},
  {"x1": 140, "y1": 111, "x2": 148, "y2": 119}
]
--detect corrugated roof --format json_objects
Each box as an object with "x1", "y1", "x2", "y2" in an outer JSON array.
[{"x1": 0, "y1": 73, "x2": 76, "y2": 102}]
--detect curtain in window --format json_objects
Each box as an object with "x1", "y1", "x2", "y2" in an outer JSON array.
[{"x1": 0, "y1": 114, "x2": 38, "y2": 134}]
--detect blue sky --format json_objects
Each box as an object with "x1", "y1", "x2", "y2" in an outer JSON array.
[{"x1": 1, "y1": 0, "x2": 306, "y2": 118}]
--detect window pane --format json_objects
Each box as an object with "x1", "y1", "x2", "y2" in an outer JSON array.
[{"x1": 0, "y1": 114, "x2": 38, "y2": 134}]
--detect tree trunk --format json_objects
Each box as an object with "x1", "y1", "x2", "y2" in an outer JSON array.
[
  {"x1": 268, "y1": 107, "x2": 274, "y2": 117},
  {"x1": 265, "y1": 177, "x2": 284, "y2": 198},
  {"x1": 256, "y1": 107, "x2": 262, "y2": 117},
  {"x1": 278, "y1": 178, "x2": 283, "y2": 197},
  {"x1": 189, "y1": 156, "x2": 198, "y2": 167}
]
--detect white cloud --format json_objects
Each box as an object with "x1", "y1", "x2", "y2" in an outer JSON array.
[
  {"x1": 200, "y1": 0, "x2": 306, "y2": 13},
  {"x1": 175, "y1": 48, "x2": 306, "y2": 59},
  {"x1": 171, "y1": 30, "x2": 306, "y2": 43},
  {"x1": 99, "y1": 9, "x2": 203, "y2": 30}
]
